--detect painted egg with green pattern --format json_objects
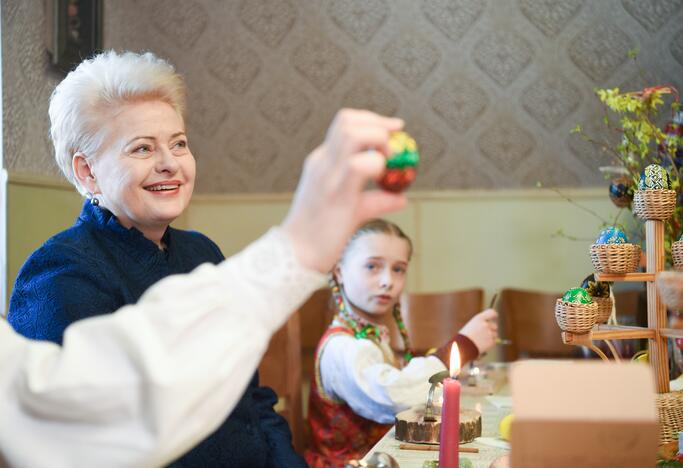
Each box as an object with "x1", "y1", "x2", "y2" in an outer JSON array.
[
  {"x1": 379, "y1": 131, "x2": 419, "y2": 192},
  {"x1": 595, "y1": 227, "x2": 628, "y2": 244},
  {"x1": 562, "y1": 287, "x2": 592, "y2": 304},
  {"x1": 638, "y1": 164, "x2": 671, "y2": 190},
  {"x1": 580, "y1": 273, "x2": 611, "y2": 298}
]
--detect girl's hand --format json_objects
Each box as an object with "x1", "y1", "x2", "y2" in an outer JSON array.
[
  {"x1": 459, "y1": 308, "x2": 499, "y2": 354},
  {"x1": 282, "y1": 109, "x2": 407, "y2": 273}
]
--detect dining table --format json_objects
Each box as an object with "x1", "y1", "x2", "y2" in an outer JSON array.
[{"x1": 362, "y1": 364, "x2": 512, "y2": 467}]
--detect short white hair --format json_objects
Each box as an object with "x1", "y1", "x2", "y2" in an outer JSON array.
[{"x1": 49, "y1": 50, "x2": 186, "y2": 194}]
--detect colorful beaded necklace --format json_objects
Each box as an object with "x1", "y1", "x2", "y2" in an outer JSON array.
[{"x1": 330, "y1": 278, "x2": 413, "y2": 362}]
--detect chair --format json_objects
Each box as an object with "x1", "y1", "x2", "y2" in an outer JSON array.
[
  {"x1": 400, "y1": 288, "x2": 484, "y2": 355},
  {"x1": 258, "y1": 312, "x2": 305, "y2": 452},
  {"x1": 259, "y1": 288, "x2": 333, "y2": 453},
  {"x1": 497, "y1": 288, "x2": 580, "y2": 361},
  {"x1": 612, "y1": 288, "x2": 646, "y2": 326},
  {"x1": 298, "y1": 288, "x2": 333, "y2": 382}
]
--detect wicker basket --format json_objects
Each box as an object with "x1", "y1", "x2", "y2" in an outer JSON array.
[
  {"x1": 633, "y1": 189, "x2": 676, "y2": 220},
  {"x1": 554, "y1": 299, "x2": 597, "y2": 334},
  {"x1": 656, "y1": 271, "x2": 683, "y2": 312},
  {"x1": 589, "y1": 243, "x2": 641, "y2": 274},
  {"x1": 656, "y1": 390, "x2": 683, "y2": 444},
  {"x1": 673, "y1": 241, "x2": 683, "y2": 271},
  {"x1": 592, "y1": 296, "x2": 613, "y2": 324}
]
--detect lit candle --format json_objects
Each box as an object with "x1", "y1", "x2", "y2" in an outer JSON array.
[{"x1": 439, "y1": 342, "x2": 461, "y2": 468}]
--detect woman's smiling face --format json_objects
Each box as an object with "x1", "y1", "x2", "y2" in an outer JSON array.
[{"x1": 88, "y1": 100, "x2": 196, "y2": 234}]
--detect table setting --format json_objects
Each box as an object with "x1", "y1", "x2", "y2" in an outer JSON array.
[{"x1": 360, "y1": 355, "x2": 512, "y2": 468}]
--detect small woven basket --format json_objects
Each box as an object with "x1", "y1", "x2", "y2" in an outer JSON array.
[
  {"x1": 589, "y1": 243, "x2": 641, "y2": 274},
  {"x1": 592, "y1": 296, "x2": 613, "y2": 324},
  {"x1": 656, "y1": 390, "x2": 683, "y2": 444},
  {"x1": 673, "y1": 241, "x2": 683, "y2": 272},
  {"x1": 632, "y1": 189, "x2": 676, "y2": 220},
  {"x1": 554, "y1": 299, "x2": 597, "y2": 334},
  {"x1": 656, "y1": 271, "x2": 683, "y2": 312}
]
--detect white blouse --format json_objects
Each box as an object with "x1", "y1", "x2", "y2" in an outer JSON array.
[
  {"x1": 320, "y1": 332, "x2": 447, "y2": 424},
  {"x1": 0, "y1": 228, "x2": 325, "y2": 468}
]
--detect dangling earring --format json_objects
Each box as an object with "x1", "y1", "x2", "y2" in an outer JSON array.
[{"x1": 87, "y1": 192, "x2": 100, "y2": 206}]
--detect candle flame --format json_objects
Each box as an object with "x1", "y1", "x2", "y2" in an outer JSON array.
[{"x1": 449, "y1": 342, "x2": 461, "y2": 377}]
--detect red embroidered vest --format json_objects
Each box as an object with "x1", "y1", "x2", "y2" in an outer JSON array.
[{"x1": 304, "y1": 327, "x2": 392, "y2": 468}]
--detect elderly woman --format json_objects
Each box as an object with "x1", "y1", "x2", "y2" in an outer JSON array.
[{"x1": 8, "y1": 50, "x2": 310, "y2": 467}]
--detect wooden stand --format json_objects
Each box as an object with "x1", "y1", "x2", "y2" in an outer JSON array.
[
  {"x1": 562, "y1": 219, "x2": 670, "y2": 393},
  {"x1": 394, "y1": 408, "x2": 481, "y2": 444}
]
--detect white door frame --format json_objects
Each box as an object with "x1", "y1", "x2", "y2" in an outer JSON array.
[{"x1": 0, "y1": 0, "x2": 7, "y2": 316}]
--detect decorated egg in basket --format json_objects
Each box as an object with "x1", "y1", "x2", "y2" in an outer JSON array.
[
  {"x1": 561, "y1": 287, "x2": 592, "y2": 304},
  {"x1": 580, "y1": 273, "x2": 611, "y2": 298},
  {"x1": 638, "y1": 164, "x2": 671, "y2": 190},
  {"x1": 595, "y1": 227, "x2": 628, "y2": 245}
]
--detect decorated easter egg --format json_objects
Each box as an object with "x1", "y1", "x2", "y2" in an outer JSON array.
[
  {"x1": 595, "y1": 227, "x2": 628, "y2": 244},
  {"x1": 659, "y1": 111, "x2": 683, "y2": 162},
  {"x1": 580, "y1": 274, "x2": 611, "y2": 298},
  {"x1": 499, "y1": 413, "x2": 514, "y2": 442},
  {"x1": 379, "y1": 131, "x2": 419, "y2": 192},
  {"x1": 608, "y1": 176, "x2": 633, "y2": 208},
  {"x1": 638, "y1": 164, "x2": 671, "y2": 190},
  {"x1": 632, "y1": 350, "x2": 648, "y2": 363},
  {"x1": 562, "y1": 287, "x2": 592, "y2": 304}
]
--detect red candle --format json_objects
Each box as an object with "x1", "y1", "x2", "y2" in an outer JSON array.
[{"x1": 439, "y1": 343, "x2": 461, "y2": 468}]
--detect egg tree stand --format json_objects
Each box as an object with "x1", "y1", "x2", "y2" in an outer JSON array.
[{"x1": 562, "y1": 218, "x2": 670, "y2": 393}]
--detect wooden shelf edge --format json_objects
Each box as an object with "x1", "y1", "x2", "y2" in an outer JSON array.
[
  {"x1": 594, "y1": 272, "x2": 655, "y2": 282},
  {"x1": 662, "y1": 328, "x2": 683, "y2": 339},
  {"x1": 562, "y1": 325, "x2": 655, "y2": 345}
]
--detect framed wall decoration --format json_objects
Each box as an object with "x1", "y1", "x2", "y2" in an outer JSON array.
[{"x1": 51, "y1": 0, "x2": 103, "y2": 73}]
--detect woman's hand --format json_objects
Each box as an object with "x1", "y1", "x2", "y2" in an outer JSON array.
[
  {"x1": 282, "y1": 109, "x2": 406, "y2": 273},
  {"x1": 459, "y1": 308, "x2": 499, "y2": 355}
]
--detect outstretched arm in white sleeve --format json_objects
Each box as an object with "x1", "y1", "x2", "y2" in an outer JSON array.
[{"x1": 0, "y1": 109, "x2": 407, "y2": 468}]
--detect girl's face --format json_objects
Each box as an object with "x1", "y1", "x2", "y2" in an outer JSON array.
[{"x1": 336, "y1": 232, "x2": 410, "y2": 316}]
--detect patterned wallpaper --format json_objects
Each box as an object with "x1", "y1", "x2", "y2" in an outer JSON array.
[{"x1": 3, "y1": 0, "x2": 683, "y2": 193}]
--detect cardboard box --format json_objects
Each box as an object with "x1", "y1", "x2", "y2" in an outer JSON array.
[{"x1": 510, "y1": 361, "x2": 659, "y2": 468}]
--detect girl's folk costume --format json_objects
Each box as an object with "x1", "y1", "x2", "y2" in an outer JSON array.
[{"x1": 305, "y1": 282, "x2": 479, "y2": 467}]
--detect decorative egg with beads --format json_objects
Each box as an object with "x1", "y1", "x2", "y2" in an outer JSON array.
[
  {"x1": 608, "y1": 176, "x2": 633, "y2": 208},
  {"x1": 562, "y1": 287, "x2": 592, "y2": 304},
  {"x1": 595, "y1": 227, "x2": 628, "y2": 244},
  {"x1": 580, "y1": 273, "x2": 611, "y2": 298},
  {"x1": 379, "y1": 131, "x2": 420, "y2": 192},
  {"x1": 638, "y1": 164, "x2": 671, "y2": 190}
]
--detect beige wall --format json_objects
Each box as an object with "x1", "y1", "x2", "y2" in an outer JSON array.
[
  {"x1": 7, "y1": 175, "x2": 82, "y2": 299},
  {"x1": 7, "y1": 173, "x2": 620, "y2": 306}
]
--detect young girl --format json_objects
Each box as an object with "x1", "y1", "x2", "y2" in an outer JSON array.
[{"x1": 305, "y1": 219, "x2": 498, "y2": 467}]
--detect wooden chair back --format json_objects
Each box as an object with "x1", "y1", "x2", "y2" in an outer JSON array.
[
  {"x1": 298, "y1": 288, "x2": 333, "y2": 381},
  {"x1": 400, "y1": 288, "x2": 484, "y2": 355},
  {"x1": 497, "y1": 288, "x2": 576, "y2": 361},
  {"x1": 258, "y1": 311, "x2": 305, "y2": 452},
  {"x1": 259, "y1": 288, "x2": 333, "y2": 453},
  {"x1": 613, "y1": 288, "x2": 645, "y2": 325}
]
